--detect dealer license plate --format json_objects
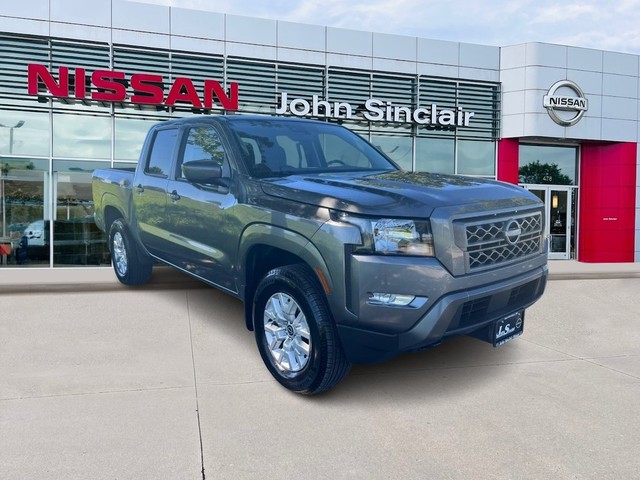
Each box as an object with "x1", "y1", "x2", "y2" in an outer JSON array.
[{"x1": 493, "y1": 311, "x2": 524, "y2": 347}]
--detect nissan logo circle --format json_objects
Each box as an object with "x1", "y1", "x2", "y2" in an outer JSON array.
[
  {"x1": 503, "y1": 219, "x2": 522, "y2": 245},
  {"x1": 543, "y1": 80, "x2": 588, "y2": 126}
]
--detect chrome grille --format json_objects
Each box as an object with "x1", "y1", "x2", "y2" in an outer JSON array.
[{"x1": 456, "y1": 210, "x2": 543, "y2": 272}]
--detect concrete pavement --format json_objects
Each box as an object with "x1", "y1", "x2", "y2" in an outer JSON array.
[{"x1": 1, "y1": 264, "x2": 640, "y2": 479}]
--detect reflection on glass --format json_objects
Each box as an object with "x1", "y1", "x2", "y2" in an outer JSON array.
[
  {"x1": 415, "y1": 137, "x2": 454, "y2": 174},
  {"x1": 550, "y1": 189, "x2": 569, "y2": 254},
  {"x1": 0, "y1": 111, "x2": 50, "y2": 157},
  {"x1": 115, "y1": 117, "x2": 162, "y2": 161},
  {"x1": 519, "y1": 145, "x2": 577, "y2": 185},
  {"x1": 0, "y1": 158, "x2": 49, "y2": 267},
  {"x1": 53, "y1": 160, "x2": 111, "y2": 267},
  {"x1": 53, "y1": 113, "x2": 111, "y2": 159},
  {"x1": 457, "y1": 139, "x2": 495, "y2": 176},
  {"x1": 371, "y1": 136, "x2": 413, "y2": 171},
  {"x1": 113, "y1": 161, "x2": 137, "y2": 170}
]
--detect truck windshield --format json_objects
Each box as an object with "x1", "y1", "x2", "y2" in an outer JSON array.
[{"x1": 228, "y1": 118, "x2": 398, "y2": 178}]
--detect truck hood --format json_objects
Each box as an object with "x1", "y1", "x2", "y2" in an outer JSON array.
[{"x1": 260, "y1": 171, "x2": 540, "y2": 217}]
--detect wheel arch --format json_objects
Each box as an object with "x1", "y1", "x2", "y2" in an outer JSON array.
[
  {"x1": 239, "y1": 224, "x2": 334, "y2": 332},
  {"x1": 103, "y1": 204, "x2": 125, "y2": 234}
]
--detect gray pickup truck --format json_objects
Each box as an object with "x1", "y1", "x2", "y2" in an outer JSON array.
[{"x1": 92, "y1": 115, "x2": 548, "y2": 394}]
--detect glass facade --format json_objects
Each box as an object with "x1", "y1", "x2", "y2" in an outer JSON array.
[
  {"x1": 519, "y1": 144, "x2": 578, "y2": 186},
  {"x1": 0, "y1": 32, "x2": 500, "y2": 269},
  {"x1": 519, "y1": 144, "x2": 579, "y2": 260}
]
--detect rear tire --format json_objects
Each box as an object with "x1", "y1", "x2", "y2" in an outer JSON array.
[
  {"x1": 109, "y1": 219, "x2": 152, "y2": 286},
  {"x1": 253, "y1": 264, "x2": 351, "y2": 395}
]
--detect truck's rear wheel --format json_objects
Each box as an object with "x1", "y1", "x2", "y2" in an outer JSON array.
[
  {"x1": 109, "y1": 219, "x2": 152, "y2": 286},
  {"x1": 253, "y1": 264, "x2": 351, "y2": 395}
]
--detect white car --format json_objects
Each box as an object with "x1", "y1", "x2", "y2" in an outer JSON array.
[{"x1": 23, "y1": 220, "x2": 47, "y2": 247}]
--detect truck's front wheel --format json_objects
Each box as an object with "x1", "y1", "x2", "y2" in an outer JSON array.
[
  {"x1": 253, "y1": 264, "x2": 351, "y2": 395},
  {"x1": 109, "y1": 219, "x2": 152, "y2": 286}
]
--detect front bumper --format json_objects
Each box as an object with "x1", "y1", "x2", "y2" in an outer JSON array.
[{"x1": 336, "y1": 258, "x2": 548, "y2": 364}]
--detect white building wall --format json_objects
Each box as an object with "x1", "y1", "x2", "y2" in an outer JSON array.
[
  {"x1": 500, "y1": 42, "x2": 640, "y2": 144},
  {"x1": 0, "y1": 0, "x2": 501, "y2": 81}
]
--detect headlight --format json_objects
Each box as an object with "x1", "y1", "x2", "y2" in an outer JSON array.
[{"x1": 333, "y1": 212, "x2": 434, "y2": 257}]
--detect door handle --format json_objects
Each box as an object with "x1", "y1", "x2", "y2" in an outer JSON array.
[{"x1": 168, "y1": 190, "x2": 181, "y2": 202}]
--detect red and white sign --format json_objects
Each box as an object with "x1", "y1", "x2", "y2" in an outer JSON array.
[{"x1": 27, "y1": 63, "x2": 239, "y2": 110}]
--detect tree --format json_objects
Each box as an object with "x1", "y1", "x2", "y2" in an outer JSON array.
[{"x1": 519, "y1": 160, "x2": 572, "y2": 185}]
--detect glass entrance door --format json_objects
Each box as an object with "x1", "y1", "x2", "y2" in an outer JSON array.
[{"x1": 525, "y1": 186, "x2": 574, "y2": 260}]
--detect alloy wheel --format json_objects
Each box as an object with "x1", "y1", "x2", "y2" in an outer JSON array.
[{"x1": 263, "y1": 292, "x2": 311, "y2": 372}]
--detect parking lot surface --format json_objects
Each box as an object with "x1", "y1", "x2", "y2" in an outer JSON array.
[{"x1": 1, "y1": 268, "x2": 639, "y2": 479}]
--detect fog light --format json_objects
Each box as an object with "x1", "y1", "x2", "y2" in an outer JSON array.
[{"x1": 367, "y1": 293, "x2": 416, "y2": 306}]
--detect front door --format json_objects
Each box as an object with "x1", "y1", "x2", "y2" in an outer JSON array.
[
  {"x1": 164, "y1": 124, "x2": 238, "y2": 293},
  {"x1": 525, "y1": 186, "x2": 575, "y2": 260}
]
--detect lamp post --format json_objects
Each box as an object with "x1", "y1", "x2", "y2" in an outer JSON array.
[
  {"x1": 0, "y1": 120, "x2": 25, "y2": 239},
  {"x1": 0, "y1": 120, "x2": 25, "y2": 154}
]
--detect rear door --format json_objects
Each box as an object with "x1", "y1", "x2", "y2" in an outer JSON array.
[{"x1": 133, "y1": 127, "x2": 179, "y2": 257}]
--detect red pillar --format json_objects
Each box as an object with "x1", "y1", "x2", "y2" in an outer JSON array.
[
  {"x1": 497, "y1": 138, "x2": 519, "y2": 185},
  {"x1": 579, "y1": 142, "x2": 637, "y2": 262}
]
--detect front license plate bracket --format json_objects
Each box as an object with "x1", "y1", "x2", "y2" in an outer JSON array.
[{"x1": 493, "y1": 311, "x2": 524, "y2": 347}]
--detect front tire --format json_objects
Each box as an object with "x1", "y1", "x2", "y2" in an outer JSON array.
[
  {"x1": 253, "y1": 264, "x2": 351, "y2": 395},
  {"x1": 109, "y1": 219, "x2": 152, "y2": 286}
]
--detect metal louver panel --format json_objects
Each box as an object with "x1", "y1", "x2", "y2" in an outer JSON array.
[
  {"x1": 51, "y1": 40, "x2": 110, "y2": 72},
  {"x1": 50, "y1": 40, "x2": 111, "y2": 112},
  {"x1": 370, "y1": 73, "x2": 416, "y2": 133},
  {"x1": 227, "y1": 58, "x2": 276, "y2": 113},
  {"x1": 327, "y1": 69, "x2": 370, "y2": 106},
  {"x1": 0, "y1": 36, "x2": 50, "y2": 109},
  {"x1": 171, "y1": 52, "x2": 225, "y2": 111},
  {"x1": 418, "y1": 78, "x2": 500, "y2": 140},
  {"x1": 111, "y1": 46, "x2": 169, "y2": 112},
  {"x1": 277, "y1": 64, "x2": 325, "y2": 98},
  {"x1": 457, "y1": 82, "x2": 500, "y2": 139}
]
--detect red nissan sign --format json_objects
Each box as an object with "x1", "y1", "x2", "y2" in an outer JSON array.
[{"x1": 27, "y1": 63, "x2": 239, "y2": 110}]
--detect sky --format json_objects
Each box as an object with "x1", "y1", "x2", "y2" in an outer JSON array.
[{"x1": 137, "y1": 0, "x2": 640, "y2": 55}]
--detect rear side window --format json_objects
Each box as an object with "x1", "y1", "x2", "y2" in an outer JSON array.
[{"x1": 145, "y1": 128, "x2": 178, "y2": 177}]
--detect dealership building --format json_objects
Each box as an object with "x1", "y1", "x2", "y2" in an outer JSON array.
[{"x1": 0, "y1": 0, "x2": 639, "y2": 274}]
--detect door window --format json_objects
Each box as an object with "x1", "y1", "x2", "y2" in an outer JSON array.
[
  {"x1": 177, "y1": 126, "x2": 226, "y2": 180},
  {"x1": 145, "y1": 128, "x2": 178, "y2": 177}
]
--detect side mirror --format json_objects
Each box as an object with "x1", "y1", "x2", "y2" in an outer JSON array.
[{"x1": 182, "y1": 159, "x2": 224, "y2": 184}]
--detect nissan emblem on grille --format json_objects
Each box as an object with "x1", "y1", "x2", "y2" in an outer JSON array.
[
  {"x1": 461, "y1": 210, "x2": 543, "y2": 272},
  {"x1": 503, "y1": 219, "x2": 522, "y2": 245}
]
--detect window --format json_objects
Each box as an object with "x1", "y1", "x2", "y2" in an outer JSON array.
[
  {"x1": 0, "y1": 111, "x2": 50, "y2": 157},
  {"x1": 232, "y1": 119, "x2": 395, "y2": 178},
  {"x1": 115, "y1": 117, "x2": 162, "y2": 161},
  {"x1": 371, "y1": 136, "x2": 413, "y2": 170},
  {"x1": 53, "y1": 159, "x2": 110, "y2": 267},
  {"x1": 415, "y1": 137, "x2": 454, "y2": 174},
  {"x1": 178, "y1": 127, "x2": 226, "y2": 179},
  {"x1": 0, "y1": 158, "x2": 48, "y2": 267},
  {"x1": 146, "y1": 128, "x2": 178, "y2": 177},
  {"x1": 457, "y1": 140, "x2": 495, "y2": 176},
  {"x1": 519, "y1": 145, "x2": 577, "y2": 185},
  {"x1": 274, "y1": 135, "x2": 308, "y2": 169},
  {"x1": 53, "y1": 113, "x2": 111, "y2": 159},
  {"x1": 317, "y1": 132, "x2": 373, "y2": 169}
]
